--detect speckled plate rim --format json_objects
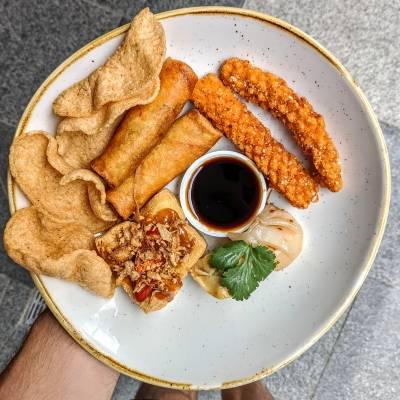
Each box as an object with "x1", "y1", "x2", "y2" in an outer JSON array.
[{"x1": 7, "y1": 6, "x2": 391, "y2": 390}]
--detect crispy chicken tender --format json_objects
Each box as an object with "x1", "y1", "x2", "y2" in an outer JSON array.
[
  {"x1": 220, "y1": 58, "x2": 342, "y2": 192},
  {"x1": 191, "y1": 74, "x2": 318, "y2": 209}
]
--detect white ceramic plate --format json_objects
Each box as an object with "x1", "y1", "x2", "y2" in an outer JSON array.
[{"x1": 8, "y1": 7, "x2": 390, "y2": 390}]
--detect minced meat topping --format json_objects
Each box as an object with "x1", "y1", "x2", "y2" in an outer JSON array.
[{"x1": 95, "y1": 209, "x2": 193, "y2": 301}]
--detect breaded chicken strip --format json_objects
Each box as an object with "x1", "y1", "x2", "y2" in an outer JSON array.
[
  {"x1": 191, "y1": 74, "x2": 318, "y2": 209},
  {"x1": 220, "y1": 58, "x2": 342, "y2": 192}
]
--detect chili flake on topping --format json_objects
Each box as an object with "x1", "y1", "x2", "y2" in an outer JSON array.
[{"x1": 95, "y1": 209, "x2": 193, "y2": 302}]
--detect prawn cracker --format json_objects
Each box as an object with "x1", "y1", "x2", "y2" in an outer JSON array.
[
  {"x1": 61, "y1": 169, "x2": 118, "y2": 222},
  {"x1": 52, "y1": 8, "x2": 165, "y2": 170},
  {"x1": 9, "y1": 132, "x2": 111, "y2": 233},
  {"x1": 53, "y1": 8, "x2": 166, "y2": 117},
  {"x1": 4, "y1": 207, "x2": 115, "y2": 298}
]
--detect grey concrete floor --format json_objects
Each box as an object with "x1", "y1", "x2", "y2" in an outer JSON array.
[{"x1": 0, "y1": 1, "x2": 399, "y2": 399}]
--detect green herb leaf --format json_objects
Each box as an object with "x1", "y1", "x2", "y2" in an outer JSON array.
[
  {"x1": 211, "y1": 240, "x2": 250, "y2": 271},
  {"x1": 211, "y1": 240, "x2": 277, "y2": 301}
]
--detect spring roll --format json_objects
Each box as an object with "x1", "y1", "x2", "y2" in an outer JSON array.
[
  {"x1": 107, "y1": 109, "x2": 222, "y2": 219},
  {"x1": 91, "y1": 58, "x2": 198, "y2": 187}
]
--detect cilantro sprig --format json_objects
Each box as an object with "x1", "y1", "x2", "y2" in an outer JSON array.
[{"x1": 210, "y1": 241, "x2": 277, "y2": 301}]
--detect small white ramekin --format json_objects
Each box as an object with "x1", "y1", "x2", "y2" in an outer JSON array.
[{"x1": 179, "y1": 150, "x2": 267, "y2": 237}]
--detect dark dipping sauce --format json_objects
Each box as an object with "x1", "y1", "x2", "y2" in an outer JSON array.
[{"x1": 188, "y1": 156, "x2": 262, "y2": 231}]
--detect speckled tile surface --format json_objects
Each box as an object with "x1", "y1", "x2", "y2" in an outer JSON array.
[
  {"x1": 244, "y1": 0, "x2": 400, "y2": 127},
  {"x1": 369, "y1": 122, "x2": 400, "y2": 287},
  {"x1": 0, "y1": 275, "x2": 10, "y2": 308},
  {"x1": 0, "y1": 1, "x2": 398, "y2": 399},
  {"x1": 0, "y1": 124, "x2": 33, "y2": 287},
  {"x1": 313, "y1": 276, "x2": 400, "y2": 400},
  {"x1": 0, "y1": 0, "x2": 122, "y2": 127},
  {"x1": 121, "y1": 0, "x2": 245, "y2": 24},
  {"x1": 129, "y1": 0, "x2": 244, "y2": 14},
  {"x1": 112, "y1": 375, "x2": 141, "y2": 400},
  {"x1": 0, "y1": 279, "x2": 34, "y2": 371},
  {"x1": 262, "y1": 311, "x2": 350, "y2": 400}
]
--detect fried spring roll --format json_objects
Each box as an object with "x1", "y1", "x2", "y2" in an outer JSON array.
[
  {"x1": 91, "y1": 58, "x2": 198, "y2": 187},
  {"x1": 191, "y1": 74, "x2": 318, "y2": 209},
  {"x1": 107, "y1": 109, "x2": 222, "y2": 219},
  {"x1": 220, "y1": 58, "x2": 342, "y2": 192}
]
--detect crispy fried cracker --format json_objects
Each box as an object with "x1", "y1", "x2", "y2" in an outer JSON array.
[
  {"x1": 9, "y1": 132, "x2": 111, "y2": 232},
  {"x1": 52, "y1": 8, "x2": 165, "y2": 170},
  {"x1": 53, "y1": 8, "x2": 165, "y2": 117},
  {"x1": 61, "y1": 169, "x2": 118, "y2": 222},
  {"x1": 4, "y1": 207, "x2": 115, "y2": 298}
]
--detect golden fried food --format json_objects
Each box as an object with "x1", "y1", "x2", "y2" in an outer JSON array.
[
  {"x1": 9, "y1": 132, "x2": 112, "y2": 233},
  {"x1": 95, "y1": 189, "x2": 206, "y2": 312},
  {"x1": 53, "y1": 8, "x2": 165, "y2": 117},
  {"x1": 190, "y1": 255, "x2": 231, "y2": 300},
  {"x1": 46, "y1": 134, "x2": 74, "y2": 175},
  {"x1": 92, "y1": 58, "x2": 198, "y2": 187},
  {"x1": 4, "y1": 207, "x2": 115, "y2": 298},
  {"x1": 220, "y1": 58, "x2": 342, "y2": 192},
  {"x1": 53, "y1": 77, "x2": 160, "y2": 173},
  {"x1": 191, "y1": 74, "x2": 318, "y2": 208},
  {"x1": 55, "y1": 79, "x2": 160, "y2": 171},
  {"x1": 60, "y1": 169, "x2": 118, "y2": 222},
  {"x1": 107, "y1": 109, "x2": 222, "y2": 219},
  {"x1": 53, "y1": 8, "x2": 166, "y2": 171}
]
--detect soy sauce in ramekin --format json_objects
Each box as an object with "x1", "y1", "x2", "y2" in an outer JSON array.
[{"x1": 188, "y1": 157, "x2": 262, "y2": 231}]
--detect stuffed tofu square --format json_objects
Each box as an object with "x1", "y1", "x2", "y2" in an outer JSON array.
[{"x1": 95, "y1": 189, "x2": 206, "y2": 312}]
